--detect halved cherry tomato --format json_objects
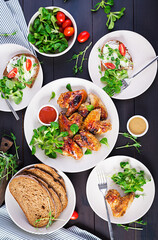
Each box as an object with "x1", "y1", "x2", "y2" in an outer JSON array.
[
  {"x1": 119, "y1": 43, "x2": 126, "y2": 56},
  {"x1": 104, "y1": 62, "x2": 116, "y2": 69},
  {"x1": 26, "y1": 59, "x2": 32, "y2": 71},
  {"x1": 70, "y1": 211, "x2": 78, "y2": 220},
  {"x1": 7, "y1": 68, "x2": 18, "y2": 78},
  {"x1": 62, "y1": 19, "x2": 72, "y2": 29},
  {"x1": 56, "y1": 11, "x2": 65, "y2": 23},
  {"x1": 64, "y1": 27, "x2": 74, "y2": 37},
  {"x1": 77, "y1": 31, "x2": 90, "y2": 43}
]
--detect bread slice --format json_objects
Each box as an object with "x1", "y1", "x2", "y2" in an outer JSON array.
[
  {"x1": 9, "y1": 175, "x2": 56, "y2": 228},
  {"x1": 100, "y1": 40, "x2": 133, "y2": 72},
  {"x1": 3, "y1": 53, "x2": 40, "y2": 88},
  {"x1": 25, "y1": 168, "x2": 68, "y2": 210},
  {"x1": 34, "y1": 164, "x2": 66, "y2": 190}
]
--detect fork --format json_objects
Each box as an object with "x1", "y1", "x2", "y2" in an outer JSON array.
[
  {"x1": 97, "y1": 169, "x2": 114, "y2": 240},
  {"x1": 121, "y1": 55, "x2": 158, "y2": 90}
]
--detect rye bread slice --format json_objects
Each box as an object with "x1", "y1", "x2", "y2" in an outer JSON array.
[
  {"x1": 25, "y1": 168, "x2": 68, "y2": 210},
  {"x1": 34, "y1": 164, "x2": 66, "y2": 190},
  {"x1": 3, "y1": 53, "x2": 40, "y2": 88},
  {"x1": 101, "y1": 40, "x2": 133, "y2": 72},
  {"x1": 9, "y1": 175, "x2": 56, "y2": 228}
]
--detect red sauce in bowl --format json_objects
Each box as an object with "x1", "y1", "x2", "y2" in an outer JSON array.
[{"x1": 39, "y1": 106, "x2": 57, "y2": 124}]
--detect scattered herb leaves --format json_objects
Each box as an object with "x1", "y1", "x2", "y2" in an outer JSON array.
[
  {"x1": 66, "y1": 83, "x2": 72, "y2": 92},
  {"x1": 0, "y1": 31, "x2": 17, "y2": 37},
  {"x1": 70, "y1": 124, "x2": 79, "y2": 135},
  {"x1": 117, "y1": 219, "x2": 147, "y2": 231},
  {"x1": 100, "y1": 137, "x2": 109, "y2": 147},
  {"x1": 86, "y1": 105, "x2": 94, "y2": 111},
  {"x1": 116, "y1": 132, "x2": 141, "y2": 153},
  {"x1": 85, "y1": 149, "x2": 92, "y2": 155},
  {"x1": 49, "y1": 91, "x2": 55, "y2": 101}
]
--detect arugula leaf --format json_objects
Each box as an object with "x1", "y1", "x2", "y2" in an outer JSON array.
[
  {"x1": 66, "y1": 83, "x2": 72, "y2": 92},
  {"x1": 100, "y1": 137, "x2": 109, "y2": 147},
  {"x1": 49, "y1": 91, "x2": 55, "y2": 101},
  {"x1": 85, "y1": 149, "x2": 92, "y2": 155},
  {"x1": 86, "y1": 105, "x2": 94, "y2": 111},
  {"x1": 70, "y1": 124, "x2": 79, "y2": 135}
]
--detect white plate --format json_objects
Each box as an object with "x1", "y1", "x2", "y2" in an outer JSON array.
[
  {"x1": 86, "y1": 155, "x2": 155, "y2": 224},
  {"x1": 5, "y1": 164, "x2": 76, "y2": 234},
  {"x1": 0, "y1": 44, "x2": 43, "y2": 111},
  {"x1": 24, "y1": 78, "x2": 119, "y2": 173},
  {"x1": 88, "y1": 30, "x2": 157, "y2": 100}
]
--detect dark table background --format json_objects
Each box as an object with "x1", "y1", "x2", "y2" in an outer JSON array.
[{"x1": 1, "y1": 0, "x2": 158, "y2": 239}]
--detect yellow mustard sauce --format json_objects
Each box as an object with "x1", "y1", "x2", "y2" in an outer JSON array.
[{"x1": 129, "y1": 117, "x2": 146, "y2": 135}]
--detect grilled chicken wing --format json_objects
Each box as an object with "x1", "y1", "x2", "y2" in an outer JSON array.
[
  {"x1": 82, "y1": 109, "x2": 112, "y2": 134},
  {"x1": 78, "y1": 102, "x2": 90, "y2": 118},
  {"x1": 57, "y1": 89, "x2": 87, "y2": 116},
  {"x1": 89, "y1": 93, "x2": 108, "y2": 120},
  {"x1": 62, "y1": 137, "x2": 83, "y2": 160},
  {"x1": 58, "y1": 112, "x2": 83, "y2": 137},
  {"x1": 106, "y1": 189, "x2": 135, "y2": 217},
  {"x1": 73, "y1": 130, "x2": 101, "y2": 151}
]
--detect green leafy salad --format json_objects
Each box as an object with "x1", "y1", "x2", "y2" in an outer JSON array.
[
  {"x1": 111, "y1": 162, "x2": 151, "y2": 197},
  {"x1": 28, "y1": 7, "x2": 68, "y2": 54}
]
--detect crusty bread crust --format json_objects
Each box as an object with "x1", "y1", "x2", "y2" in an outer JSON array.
[
  {"x1": 3, "y1": 53, "x2": 40, "y2": 88},
  {"x1": 100, "y1": 40, "x2": 133, "y2": 72}
]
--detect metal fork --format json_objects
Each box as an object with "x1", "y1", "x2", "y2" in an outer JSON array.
[
  {"x1": 97, "y1": 169, "x2": 114, "y2": 240},
  {"x1": 121, "y1": 55, "x2": 158, "y2": 90}
]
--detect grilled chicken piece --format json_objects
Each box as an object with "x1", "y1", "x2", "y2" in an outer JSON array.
[
  {"x1": 58, "y1": 112, "x2": 83, "y2": 137},
  {"x1": 74, "y1": 130, "x2": 101, "y2": 151},
  {"x1": 106, "y1": 189, "x2": 135, "y2": 217},
  {"x1": 62, "y1": 137, "x2": 83, "y2": 160},
  {"x1": 89, "y1": 93, "x2": 108, "y2": 120},
  {"x1": 57, "y1": 89, "x2": 87, "y2": 116},
  {"x1": 82, "y1": 109, "x2": 112, "y2": 134},
  {"x1": 78, "y1": 102, "x2": 90, "y2": 118}
]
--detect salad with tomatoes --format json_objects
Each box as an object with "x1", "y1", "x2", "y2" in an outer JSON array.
[{"x1": 28, "y1": 7, "x2": 75, "y2": 54}]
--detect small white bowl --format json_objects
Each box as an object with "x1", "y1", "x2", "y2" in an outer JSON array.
[
  {"x1": 28, "y1": 6, "x2": 77, "y2": 57},
  {"x1": 38, "y1": 104, "x2": 58, "y2": 126},
  {"x1": 127, "y1": 115, "x2": 149, "y2": 137}
]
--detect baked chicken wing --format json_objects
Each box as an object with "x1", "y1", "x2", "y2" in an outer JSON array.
[
  {"x1": 89, "y1": 93, "x2": 108, "y2": 120},
  {"x1": 105, "y1": 189, "x2": 135, "y2": 217},
  {"x1": 57, "y1": 89, "x2": 87, "y2": 116},
  {"x1": 73, "y1": 130, "x2": 101, "y2": 151},
  {"x1": 82, "y1": 109, "x2": 112, "y2": 134},
  {"x1": 58, "y1": 112, "x2": 83, "y2": 137},
  {"x1": 78, "y1": 102, "x2": 90, "y2": 118},
  {"x1": 62, "y1": 137, "x2": 83, "y2": 160}
]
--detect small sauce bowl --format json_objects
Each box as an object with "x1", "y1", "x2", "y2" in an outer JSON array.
[
  {"x1": 127, "y1": 115, "x2": 149, "y2": 137},
  {"x1": 38, "y1": 104, "x2": 58, "y2": 126}
]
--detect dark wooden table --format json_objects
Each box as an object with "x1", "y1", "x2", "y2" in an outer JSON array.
[{"x1": 1, "y1": 0, "x2": 158, "y2": 239}]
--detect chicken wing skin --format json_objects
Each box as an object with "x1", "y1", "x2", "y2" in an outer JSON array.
[
  {"x1": 89, "y1": 93, "x2": 108, "y2": 120},
  {"x1": 106, "y1": 189, "x2": 135, "y2": 217},
  {"x1": 58, "y1": 112, "x2": 83, "y2": 137},
  {"x1": 73, "y1": 130, "x2": 101, "y2": 151},
  {"x1": 62, "y1": 137, "x2": 83, "y2": 160},
  {"x1": 57, "y1": 89, "x2": 87, "y2": 116},
  {"x1": 78, "y1": 102, "x2": 90, "y2": 118},
  {"x1": 82, "y1": 109, "x2": 112, "y2": 134}
]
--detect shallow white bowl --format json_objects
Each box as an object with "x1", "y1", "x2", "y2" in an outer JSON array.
[
  {"x1": 28, "y1": 6, "x2": 77, "y2": 57},
  {"x1": 127, "y1": 115, "x2": 149, "y2": 137}
]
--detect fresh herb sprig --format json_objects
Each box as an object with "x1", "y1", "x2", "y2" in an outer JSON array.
[
  {"x1": 91, "y1": 0, "x2": 114, "y2": 13},
  {"x1": 0, "y1": 31, "x2": 17, "y2": 37},
  {"x1": 111, "y1": 162, "x2": 151, "y2": 196},
  {"x1": 66, "y1": 83, "x2": 72, "y2": 91},
  {"x1": 69, "y1": 42, "x2": 92, "y2": 74},
  {"x1": 30, "y1": 122, "x2": 68, "y2": 158},
  {"x1": 0, "y1": 133, "x2": 19, "y2": 181},
  {"x1": 117, "y1": 219, "x2": 147, "y2": 231},
  {"x1": 49, "y1": 91, "x2": 55, "y2": 101},
  {"x1": 116, "y1": 132, "x2": 141, "y2": 153}
]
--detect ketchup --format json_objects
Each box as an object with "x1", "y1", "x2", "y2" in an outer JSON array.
[{"x1": 39, "y1": 106, "x2": 57, "y2": 124}]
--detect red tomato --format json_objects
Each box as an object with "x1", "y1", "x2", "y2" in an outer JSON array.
[
  {"x1": 56, "y1": 20, "x2": 62, "y2": 27},
  {"x1": 70, "y1": 211, "x2": 78, "y2": 220},
  {"x1": 104, "y1": 62, "x2": 116, "y2": 69},
  {"x1": 62, "y1": 19, "x2": 72, "y2": 29},
  {"x1": 59, "y1": 27, "x2": 64, "y2": 33},
  {"x1": 77, "y1": 31, "x2": 90, "y2": 43},
  {"x1": 119, "y1": 43, "x2": 126, "y2": 56},
  {"x1": 56, "y1": 11, "x2": 65, "y2": 23},
  {"x1": 7, "y1": 68, "x2": 18, "y2": 78},
  {"x1": 64, "y1": 27, "x2": 74, "y2": 37},
  {"x1": 26, "y1": 59, "x2": 32, "y2": 71}
]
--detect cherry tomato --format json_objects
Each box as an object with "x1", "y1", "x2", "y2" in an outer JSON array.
[
  {"x1": 7, "y1": 68, "x2": 18, "y2": 78},
  {"x1": 70, "y1": 211, "x2": 78, "y2": 220},
  {"x1": 62, "y1": 19, "x2": 72, "y2": 29},
  {"x1": 77, "y1": 31, "x2": 90, "y2": 43},
  {"x1": 56, "y1": 11, "x2": 65, "y2": 23},
  {"x1": 104, "y1": 63, "x2": 116, "y2": 69},
  {"x1": 119, "y1": 43, "x2": 126, "y2": 56},
  {"x1": 56, "y1": 20, "x2": 62, "y2": 27},
  {"x1": 26, "y1": 59, "x2": 32, "y2": 71},
  {"x1": 59, "y1": 27, "x2": 64, "y2": 33},
  {"x1": 64, "y1": 27, "x2": 74, "y2": 37}
]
